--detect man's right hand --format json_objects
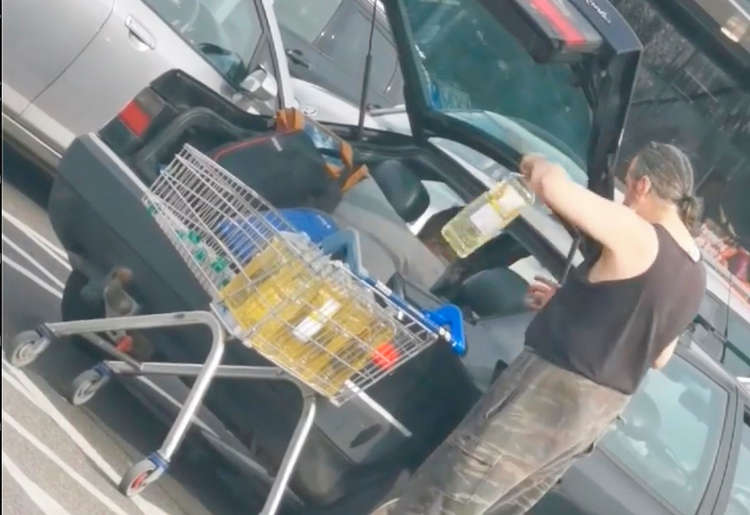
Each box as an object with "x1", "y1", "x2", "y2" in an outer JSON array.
[{"x1": 524, "y1": 276, "x2": 559, "y2": 311}]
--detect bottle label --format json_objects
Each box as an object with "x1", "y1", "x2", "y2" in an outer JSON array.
[
  {"x1": 495, "y1": 184, "x2": 528, "y2": 214},
  {"x1": 292, "y1": 298, "x2": 342, "y2": 343},
  {"x1": 469, "y1": 203, "x2": 505, "y2": 236}
]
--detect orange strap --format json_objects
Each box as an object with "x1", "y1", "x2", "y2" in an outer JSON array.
[
  {"x1": 275, "y1": 108, "x2": 305, "y2": 132},
  {"x1": 341, "y1": 165, "x2": 369, "y2": 193}
]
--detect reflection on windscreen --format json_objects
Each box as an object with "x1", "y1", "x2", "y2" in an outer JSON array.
[
  {"x1": 600, "y1": 358, "x2": 728, "y2": 514},
  {"x1": 403, "y1": 0, "x2": 593, "y2": 167}
]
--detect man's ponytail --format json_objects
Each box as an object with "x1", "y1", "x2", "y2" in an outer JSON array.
[{"x1": 678, "y1": 195, "x2": 703, "y2": 236}]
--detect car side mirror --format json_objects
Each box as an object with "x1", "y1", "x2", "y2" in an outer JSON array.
[
  {"x1": 239, "y1": 66, "x2": 278, "y2": 102},
  {"x1": 197, "y1": 42, "x2": 246, "y2": 84}
]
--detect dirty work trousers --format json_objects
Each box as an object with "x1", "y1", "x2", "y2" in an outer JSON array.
[{"x1": 394, "y1": 348, "x2": 630, "y2": 515}]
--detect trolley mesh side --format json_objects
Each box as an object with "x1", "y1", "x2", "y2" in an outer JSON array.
[{"x1": 144, "y1": 144, "x2": 440, "y2": 405}]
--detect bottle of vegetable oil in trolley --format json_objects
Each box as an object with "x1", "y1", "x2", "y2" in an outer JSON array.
[{"x1": 441, "y1": 173, "x2": 534, "y2": 258}]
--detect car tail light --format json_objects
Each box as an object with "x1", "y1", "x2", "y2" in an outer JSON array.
[
  {"x1": 101, "y1": 88, "x2": 172, "y2": 156},
  {"x1": 118, "y1": 100, "x2": 152, "y2": 138},
  {"x1": 482, "y1": 0, "x2": 604, "y2": 61},
  {"x1": 518, "y1": 0, "x2": 603, "y2": 53}
]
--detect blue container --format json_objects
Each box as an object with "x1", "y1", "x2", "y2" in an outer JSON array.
[{"x1": 217, "y1": 209, "x2": 339, "y2": 263}]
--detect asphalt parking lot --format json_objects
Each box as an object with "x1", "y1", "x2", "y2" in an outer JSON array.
[{"x1": 1, "y1": 145, "x2": 262, "y2": 515}]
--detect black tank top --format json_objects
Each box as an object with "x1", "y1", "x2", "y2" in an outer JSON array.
[{"x1": 525, "y1": 225, "x2": 706, "y2": 394}]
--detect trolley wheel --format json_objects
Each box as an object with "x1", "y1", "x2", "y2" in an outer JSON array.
[
  {"x1": 6, "y1": 330, "x2": 51, "y2": 368},
  {"x1": 69, "y1": 368, "x2": 110, "y2": 406},
  {"x1": 120, "y1": 457, "x2": 166, "y2": 497}
]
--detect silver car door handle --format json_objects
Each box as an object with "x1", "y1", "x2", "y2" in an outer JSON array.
[{"x1": 125, "y1": 16, "x2": 156, "y2": 50}]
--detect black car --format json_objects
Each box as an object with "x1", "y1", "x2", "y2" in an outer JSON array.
[{"x1": 28, "y1": 0, "x2": 748, "y2": 513}]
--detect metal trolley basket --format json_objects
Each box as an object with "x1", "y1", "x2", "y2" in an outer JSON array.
[{"x1": 6, "y1": 144, "x2": 464, "y2": 514}]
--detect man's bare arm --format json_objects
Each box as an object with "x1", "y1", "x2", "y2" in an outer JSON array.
[{"x1": 653, "y1": 339, "x2": 678, "y2": 369}]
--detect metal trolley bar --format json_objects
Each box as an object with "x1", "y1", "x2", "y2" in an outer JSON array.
[
  {"x1": 44, "y1": 311, "x2": 224, "y2": 461},
  {"x1": 40, "y1": 311, "x2": 317, "y2": 515}
]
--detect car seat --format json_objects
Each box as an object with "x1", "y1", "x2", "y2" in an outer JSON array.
[
  {"x1": 454, "y1": 267, "x2": 529, "y2": 317},
  {"x1": 332, "y1": 175, "x2": 446, "y2": 289}
]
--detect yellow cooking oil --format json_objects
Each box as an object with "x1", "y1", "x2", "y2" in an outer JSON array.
[
  {"x1": 441, "y1": 174, "x2": 533, "y2": 258},
  {"x1": 254, "y1": 284, "x2": 343, "y2": 370},
  {"x1": 311, "y1": 304, "x2": 396, "y2": 397},
  {"x1": 218, "y1": 234, "x2": 398, "y2": 397},
  {"x1": 220, "y1": 237, "x2": 310, "y2": 330}
]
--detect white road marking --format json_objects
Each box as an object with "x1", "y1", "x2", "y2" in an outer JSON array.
[
  {"x1": 2, "y1": 410, "x2": 131, "y2": 515},
  {"x1": 1, "y1": 363, "x2": 171, "y2": 515},
  {"x1": 2, "y1": 451, "x2": 73, "y2": 515},
  {"x1": 2, "y1": 234, "x2": 66, "y2": 288},
  {"x1": 2, "y1": 209, "x2": 72, "y2": 270},
  {"x1": 2, "y1": 254, "x2": 63, "y2": 299}
]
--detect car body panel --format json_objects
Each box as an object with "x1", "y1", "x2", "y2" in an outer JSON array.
[
  {"x1": 3, "y1": 0, "x2": 291, "y2": 166},
  {"x1": 533, "y1": 450, "x2": 676, "y2": 515},
  {"x1": 19, "y1": 0, "x2": 247, "y2": 154},
  {"x1": 2, "y1": 0, "x2": 114, "y2": 116}
]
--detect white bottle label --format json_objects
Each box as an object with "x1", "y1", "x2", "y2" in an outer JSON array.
[
  {"x1": 469, "y1": 203, "x2": 505, "y2": 237},
  {"x1": 292, "y1": 298, "x2": 342, "y2": 342},
  {"x1": 495, "y1": 185, "x2": 527, "y2": 214}
]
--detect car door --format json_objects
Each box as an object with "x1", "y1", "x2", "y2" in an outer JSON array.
[
  {"x1": 20, "y1": 0, "x2": 283, "y2": 155},
  {"x1": 2, "y1": 0, "x2": 113, "y2": 117},
  {"x1": 275, "y1": 0, "x2": 402, "y2": 108},
  {"x1": 273, "y1": 0, "x2": 344, "y2": 88}
]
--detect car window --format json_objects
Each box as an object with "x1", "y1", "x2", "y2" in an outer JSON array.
[
  {"x1": 398, "y1": 0, "x2": 593, "y2": 168},
  {"x1": 143, "y1": 0, "x2": 263, "y2": 83},
  {"x1": 726, "y1": 414, "x2": 750, "y2": 515},
  {"x1": 693, "y1": 292, "x2": 750, "y2": 377},
  {"x1": 274, "y1": 0, "x2": 342, "y2": 43},
  {"x1": 316, "y1": 1, "x2": 399, "y2": 107},
  {"x1": 599, "y1": 357, "x2": 728, "y2": 514}
]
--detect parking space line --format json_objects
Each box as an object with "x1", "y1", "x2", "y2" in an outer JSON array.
[
  {"x1": 2, "y1": 451, "x2": 73, "y2": 515},
  {"x1": 2, "y1": 254, "x2": 63, "y2": 298},
  {"x1": 2, "y1": 410, "x2": 131, "y2": 515},
  {"x1": 2, "y1": 209, "x2": 72, "y2": 270},
  {"x1": 2, "y1": 235, "x2": 66, "y2": 288},
  {"x1": 1, "y1": 364, "x2": 171, "y2": 515}
]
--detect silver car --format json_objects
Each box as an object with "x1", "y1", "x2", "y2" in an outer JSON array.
[{"x1": 2, "y1": 0, "x2": 296, "y2": 171}]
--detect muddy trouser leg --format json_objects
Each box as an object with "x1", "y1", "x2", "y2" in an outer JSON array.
[{"x1": 394, "y1": 348, "x2": 630, "y2": 515}]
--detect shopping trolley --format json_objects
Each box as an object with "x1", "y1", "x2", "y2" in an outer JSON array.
[{"x1": 5, "y1": 144, "x2": 465, "y2": 514}]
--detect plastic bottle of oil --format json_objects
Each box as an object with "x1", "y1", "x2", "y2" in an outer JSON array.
[{"x1": 441, "y1": 173, "x2": 534, "y2": 258}]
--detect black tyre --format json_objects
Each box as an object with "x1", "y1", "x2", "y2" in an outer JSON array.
[
  {"x1": 61, "y1": 270, "x2": 103, "y2": 321},
  {"x1": 61, "y1": 270, "x2": 105, "y2": 357}
]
